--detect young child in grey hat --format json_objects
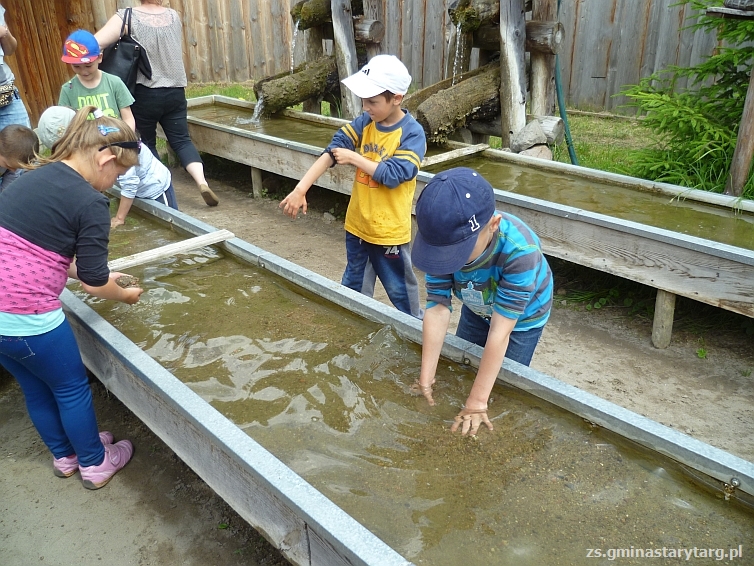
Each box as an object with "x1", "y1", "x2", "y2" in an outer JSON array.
[{"x1": 411, "y1": 167, "x2": 554, "y2": 436}]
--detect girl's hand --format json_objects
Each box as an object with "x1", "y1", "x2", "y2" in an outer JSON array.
[{"x1": 451, "y1": 407, "x2": 493, "y2": 436}]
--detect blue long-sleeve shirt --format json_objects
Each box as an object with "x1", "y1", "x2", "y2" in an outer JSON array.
[{"x1": 425, "y1": 211, "x2": 553, "y2": 331}]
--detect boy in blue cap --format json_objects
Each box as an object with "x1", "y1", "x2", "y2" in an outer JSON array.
[
  {"x1": 279, "y1": 54, "x2": 426, "y2": 318},
  {"x1": 58, "y1": 29, "x2": 136, "y2": 132},
  {"x1": 411, "y1": 167, "x2": 554, "y2": 436}
]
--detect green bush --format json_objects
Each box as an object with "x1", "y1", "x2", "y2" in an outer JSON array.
[{"x1": 620, "y1": 0, "x2": 754, "y2": 198}]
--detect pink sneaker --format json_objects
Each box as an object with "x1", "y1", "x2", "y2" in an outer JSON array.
[
  {"x1": 52, "y1": 431, "x2": 115, "y2": 478},
  {"x1": 79, "y1": 440, "x2": 133, "y2": 490}
]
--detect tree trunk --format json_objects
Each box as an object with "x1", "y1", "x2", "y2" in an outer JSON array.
[
  {"x1": 472, "y1": 20, "x2": 564, "y2": 55},
  {"x1": 415, "y1": 64, "x2": 501, "y2": 143},
  {"x1": 448, "y1": 0, "x2": 532, "y2": 33},
  {"x1": 331, "y1": 0, "x2": 361, "y2": 119},
  {"x1": 291, "y1": 0, "x2": 364, "y2": 30},
  {"x1": 254, "y1": 56, "x2": 339, "y2": 115},
  {"x1": 530, "y1": 0, "x2": 558, "y2": 117}
]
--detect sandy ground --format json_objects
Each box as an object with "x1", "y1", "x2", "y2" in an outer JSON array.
[{"x1": 2, "y1": 165, "x2": 753, "y2": 566}]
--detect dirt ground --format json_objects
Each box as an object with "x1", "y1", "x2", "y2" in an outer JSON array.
[{"x1": 2, "y1": 164, "x2": 753, "y2": 566}]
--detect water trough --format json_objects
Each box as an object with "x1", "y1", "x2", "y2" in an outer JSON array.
[
  {"x1": 59, "y1": 195, "x2": 753, "y2": 566},
  {"x1": 182, "y1": 95, "x2": 754, "y2": 349}
]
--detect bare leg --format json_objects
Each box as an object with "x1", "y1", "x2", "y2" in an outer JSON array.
[{"x1": 185, "y1": 161, "x2": 219, "y2": 206}]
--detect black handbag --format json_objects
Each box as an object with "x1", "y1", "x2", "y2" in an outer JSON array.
[{"x1": 99, "y1": 7, "x2": 152, "y2": 94}]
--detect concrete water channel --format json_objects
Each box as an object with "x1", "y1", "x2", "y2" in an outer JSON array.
[
  {"x1": 59, "y1": 199, "x2": 754, "y2": 566},
  {"x1": 182, "y1": 96, "x2": 754, "y2": 351}
]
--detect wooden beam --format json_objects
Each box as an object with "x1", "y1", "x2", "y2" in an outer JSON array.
[
  {"x1": 652, "y1": 289, "x2": 676, "y2": 349},
  {"x1": 725, "y1": 65, "x2": 754, "y2": 196},
  {"x1": 108, "y1": 230, "x2": 236, "y2": 271},
  {"x1": 530, "y1": 0, "x2": 558, "y2": 116},
  {"x1": 498, "y1": 0, "x2": 528, "y2": 147},
  {"x1": 330, "y1": 0, "x2": 361, "y2": 119},
  {"x1": 421, "y1": 143, "x2": 489, "y2": 168}
]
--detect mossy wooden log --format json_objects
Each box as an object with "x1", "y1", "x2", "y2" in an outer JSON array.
[
  {"x1": 472, "y1": 20, "x2": 564, "y2": 54},
  {"x1": 402, "y1": 65, "x2": 489, "y2": 115},
  {"x1": 321, "y1": 19, "x2": 385, "y2": 43},
  {"x1": 448, "y1": 0, "x2": 532, "y2": 33},
  {"x1": 291, "y1": 0, "x2": 364, "y2": 30},
  {"x1": 415, "y1": 64, "x2": 501, "y2": 143},
  {"x1": 253, "y1": 56, "x2": 339, "y2": 115}
]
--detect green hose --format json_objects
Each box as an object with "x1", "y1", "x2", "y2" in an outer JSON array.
[{"x1": 555, "y1": 0, "x2": 578, "y2": 165}]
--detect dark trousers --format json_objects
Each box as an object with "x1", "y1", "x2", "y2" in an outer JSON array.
[{"x1": 131, "y1": 85, "x2": 202, "y2": 169}]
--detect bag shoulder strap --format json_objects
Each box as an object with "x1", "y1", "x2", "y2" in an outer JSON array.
[{"x1": 120, "y1": 7, "x2": 131, "y2": 38}]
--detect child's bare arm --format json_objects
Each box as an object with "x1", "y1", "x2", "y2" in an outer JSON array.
[
  {"x1": 120, "y1": 107, "x2": 136, "y2": 133},
  {"x1": 279, "y1": 152, "x2": 334, "y2": 219},
  {"x1": 416, "y1": 304, "x2": 452, "y2": 406},
  {"x1": 111, "y1": 196, "x2": 134, "y2": 227},
  {"x1": 330, "y1": 148, "x2": 378, "y2": 176}
]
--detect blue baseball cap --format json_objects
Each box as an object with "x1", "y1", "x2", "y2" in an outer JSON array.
[
  {"x1": 412, "y1": 167, "x2": 496, "y2": 274},
  {"x1": 62, "y1": 30, "x2": 101, "y2": 64}
]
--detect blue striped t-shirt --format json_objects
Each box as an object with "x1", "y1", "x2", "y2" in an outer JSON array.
[{"x1": 425, "y1": 211, "x2": 553, "y2": 331}]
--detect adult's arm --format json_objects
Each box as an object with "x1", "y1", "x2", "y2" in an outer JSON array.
[
  {"x1": 0, "y1": 24, "x2": 18, "y2": 56},
  {"x1": 94, "y1": 13, "x2": 125, "y2": 49}
]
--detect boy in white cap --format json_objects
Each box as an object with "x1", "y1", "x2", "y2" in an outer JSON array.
[
  {"x1": 411, "y1": 167, "x2": 554, "y2": 436},
  {"x1": 280, "y1": 54, "x2": 426, "y2": 318}
]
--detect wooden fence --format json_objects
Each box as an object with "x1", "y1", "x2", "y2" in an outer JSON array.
[{"x1": 5, "y1": 0, "x2": 722, "y2": 124}]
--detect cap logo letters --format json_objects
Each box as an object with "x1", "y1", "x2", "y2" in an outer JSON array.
[{"x1": 469, "y1": 215, "x2": 481, "y2": 232}]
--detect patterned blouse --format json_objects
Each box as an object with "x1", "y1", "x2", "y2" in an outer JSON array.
[{"x1": 118, "y1": 7, "x2": 187, "y2": 88}]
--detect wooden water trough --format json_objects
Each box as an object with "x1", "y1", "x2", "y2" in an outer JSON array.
[
  {"x1": 182, "y1": 95, "x2": 754, "y2": 349},
  {"x1": 62, "y1": 196, "x2": 753, "y2": 566}
]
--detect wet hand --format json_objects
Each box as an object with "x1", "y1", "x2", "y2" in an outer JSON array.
[
  {"x1": 279, "y1": 188, "x2": 308, "y2": 219},
  {"x1": 410, "y1": 378, "x2": 436, "y2": 406},
  {"x1": 111, "y1": 217, "x2": 125, "y2": 228},
  {"x1": 451, "y1": 407, "x2": 493, "y2": 436},
  {"x1": 121, "y1": 286, "x2": 144, "y2": 305}
]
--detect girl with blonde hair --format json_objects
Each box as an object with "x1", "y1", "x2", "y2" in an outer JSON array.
[{"x1": 0, "y1": 106, "x2": 142, "y2": 489}]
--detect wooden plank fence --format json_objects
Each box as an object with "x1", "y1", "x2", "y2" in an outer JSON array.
[{"x1": 3, "y1": 0, "x2": 724, "y2": 124}]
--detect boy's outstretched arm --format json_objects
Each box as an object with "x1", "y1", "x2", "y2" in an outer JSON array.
[
  {"x1": 451, "y1": 312, "x2": 516, "y2": 436},
  {"x1": 415, "y1": 304, "x2": 451, "y2": 406},
  {"x1": 111, "y1": 196, "x2": 135, "y2": 227},
  {"x1": 279, "y1": 152, "x2": 333, "y2": 218}
]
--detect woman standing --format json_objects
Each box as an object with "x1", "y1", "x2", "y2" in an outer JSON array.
[
  {"x1": 0, "y1": 106, "x2": 142, "y2": 489},
  {"x1": 0, "y1": 3, "x2": 30, "y2": 130},
  {"x1": 95, "y1": 0, "x2": 219, "y2": 206}
]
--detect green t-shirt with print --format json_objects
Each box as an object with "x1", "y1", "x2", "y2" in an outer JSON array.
[{"x1": 58, "y1": 71, "x2": 134, "y2": 119}]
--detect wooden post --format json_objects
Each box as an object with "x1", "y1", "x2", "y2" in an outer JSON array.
[
  {"x1": 725, "y1": 65, "x2": 754, "y2": 196},
  {"x1": 331, "y1": 0, "x2": 361, "y2": 119},
  {"x1": 90, "y1": 0, "x2": 109, "y2": 30},
  {"x1": 363, "y1": 0, "x2": 383, "y2": 60},
  {"x1": 652, "y1": 289, "x2": 676, "y2": 349},
  {"x1": 251, "y1": 167, "x2": 264, "y2": 198},
  {"x1": 530, "y1": 0, "x2": 558, "y2": 116},
  {"x1": 303, "y1": 26, "x2": 325, "y2": 114},
  {"x1": 499, "y1": 0, "x2": 528, "y2": 148}
]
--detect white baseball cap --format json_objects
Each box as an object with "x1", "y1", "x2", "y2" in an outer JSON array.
[
  {"x1": 341, "y1": 54, "x2": 412, "y2": 99},
  {"x1": 35, "y1": 106, "x2": 76, "y2": 150}
]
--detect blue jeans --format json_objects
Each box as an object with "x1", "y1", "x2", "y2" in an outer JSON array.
[
  {"x1": 456, "y1": 304, "x2": 544, "y2": 366},
  {"x1": 0, "y1": 320, "x2": 105, "y2": 466},
  {"x1": 342, "y1": 232, "x2": 422, "y2": 318},
  {"x1": 0, "y1": 89, "x2": 30, "y2": 130}
]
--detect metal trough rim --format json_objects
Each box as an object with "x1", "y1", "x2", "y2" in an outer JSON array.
[{"x1": 129, "y1": 196, "x2": 752, "y2": 496}]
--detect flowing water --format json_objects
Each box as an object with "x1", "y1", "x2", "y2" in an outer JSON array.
[
  {"x1": 76, "y1": 212, "x2": 754, "y2": 565},
  {"x1": 290, "y1": 20, "x2": 299, "y2": 75},
  {"x1": 452, "y1": 22, "x2": 463, "y2": 86}
]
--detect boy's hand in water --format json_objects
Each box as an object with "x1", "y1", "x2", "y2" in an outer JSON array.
[
  {"x1": 451, "y1": 407, "x2": 493, "y2": 436},
  {"x1": 410, "y1": 378, "x2": 436, "y2": 406}
]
